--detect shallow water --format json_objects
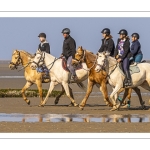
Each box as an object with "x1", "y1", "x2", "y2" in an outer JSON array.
[{"x1": 0, "y1": 113, "x2": 150, "y2": 123}]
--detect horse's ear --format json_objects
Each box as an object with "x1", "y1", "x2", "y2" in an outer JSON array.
[
  {"x1": 105, "y1": 51, "x2": 110, "y2": 56},
  {"x1": 80, "y1": 46, "x2": 82, "y2": 49}
]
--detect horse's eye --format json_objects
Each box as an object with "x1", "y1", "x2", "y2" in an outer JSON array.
[
  {"x1": 99, "y1": 56, "x2": 101, "y2": 57},
  {"x1": 15, "y1": 57, "x2": 18, "y2": 59}
]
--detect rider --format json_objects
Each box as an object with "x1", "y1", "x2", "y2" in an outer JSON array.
[
  {"x1": 37, "y1": 33, "x2": 50, "y2": 78},
  {"x1": 98, "y1": 28, "x2": 115, "y2": 56},
  {"x1": 114, "y1": 29, "x2": 132, "y2": 87},
  {"x1": 130, "y1": 33, "x2": 143, "y2": 63},
  {"x1": 61, "y1": 28, "x2": 78, "y2": 81}
]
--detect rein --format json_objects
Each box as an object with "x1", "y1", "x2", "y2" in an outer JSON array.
[
  {"x1": 76, "y1": 50, "x2": 98, "y2": 71},
  {"x1": 33, "y1": 51, "x2": 59, "y2": 71}
]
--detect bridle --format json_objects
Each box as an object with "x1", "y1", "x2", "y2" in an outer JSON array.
[
  {"x1": 96, "y1": 54, "x2": 118, "y2": 77},
  {"x1": 32, "y1": 51, "x2": 45, "y2": 67},
  {"x1": 75, "y1": 49, "x2": 98, "y2": 71},
  {"x1": 10, "y1": 51, "x2": 22, "y2": 69},
  {"x1": 32, "y1": 51, "x2": 59, "y2": 71}
]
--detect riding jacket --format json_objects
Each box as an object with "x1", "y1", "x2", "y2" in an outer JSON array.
[
  {"x1": 114, "y1": 38, "x2": 131, "y2": 60},
  {"x1": 98, "y1": 37, "x2": 115, "y2": 56},
  {"x1": 62, "y1": 35, "x2": 76, "y2": 59},
  {"x1": 130, "y1": 40, "x2": 142, "y2": 57},
  {"x1": 38, "y1": 41, "x2": 50, "y2": 54}
]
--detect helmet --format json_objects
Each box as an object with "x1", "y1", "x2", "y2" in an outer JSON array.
[
  {"x1": 118, "y1": 29, "x2": 128, "y2": 36},
  {"x1": 131, "y1": 33, "x2": 140, "y2": 39},
  {"x1": 61, "y1": 28, "x2": 70, "y2": 34},
  {"x1": 101, "y1": 28, "x2": 110, "y2": 35},
  {"x1": 38, "y1": 33, "x2": 46, "y2": 38}
]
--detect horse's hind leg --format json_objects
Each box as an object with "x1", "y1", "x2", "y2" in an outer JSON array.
[
  {"x1": 79, "y1": 79, "x2": 94, "y2": 110},
  {"x1": 21, "y1": 81, "x2": 33, "y2": 105},
  {"x1": 54, "y1": 85, "x2": 65, "y2": 105},
  {"x1": 132, "y1": 87, "x2": 145, "y2": 109},
  {"x1": 62, "y1": 82, "x2": 78, "y2": 107}
]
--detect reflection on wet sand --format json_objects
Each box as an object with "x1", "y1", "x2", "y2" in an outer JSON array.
[{"x1": 0, "y1": 113, "x2": 148, "y2": 123}]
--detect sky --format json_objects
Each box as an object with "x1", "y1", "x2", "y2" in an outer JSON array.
[{"x1": 0, "y1": 17, "x2": 150, "y2": 60}]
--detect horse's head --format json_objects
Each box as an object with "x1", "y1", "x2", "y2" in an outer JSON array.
[
  {"x1": 9, "y1": 50, "x2": 22, "y2": 70},
  {"x1": 30, "y1": 49, "x2": 45, "y2": 70},
  {"x1": 74, "y1": 46, "x2": 85, "y2": 63},
  {"x1": 95, "y1": 52, "x2": 108, "y2": 72}
]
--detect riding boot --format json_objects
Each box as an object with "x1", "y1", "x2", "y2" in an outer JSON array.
[{"x1": 124, "y1": 70, "x2": 132, "y2": 87}]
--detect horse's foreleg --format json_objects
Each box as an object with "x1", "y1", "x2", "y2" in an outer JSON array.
[
  {"x1": 41, "y1": 81, "x2": 57, "y2": 106},
  {"x1": 100, "y1": 81, "x2": 113, "y2": 107},
  {"x1": 133, "y1": 87, "x2": 145, "y2": 109},
  {"x1": 62, "y1": 82, "x2": 78, "y2": 107},
  {"x1": 79, "y1": 79, "x2": 94, "y2": 110},
  {"x1": 110, "y1": 85, "x2": 122, "y2": 111},
  {"x1": 21, "y1": 81, "x2": 33, "y2": 105},
  {"x1": 36, "y1": 80, "x2": 44, "y2": 107}
]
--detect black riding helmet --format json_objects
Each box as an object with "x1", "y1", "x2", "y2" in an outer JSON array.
[
  {"x1": 101, "y1": 28, "x2": 110, "y2": 36},
  {"x1": 38, "y1": 33, "x2": 46, "y2": 38},
  {"x1": 118, "y1": 29, "x2": 128, "y2": 36},
  {"x1": 131, "y1": 33, "x2": 140, "y2": 39},
  {"x1": 61, "y1": 28, "x2": 70, "y2": 34}
]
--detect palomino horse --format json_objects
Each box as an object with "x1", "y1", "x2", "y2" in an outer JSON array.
[
  {"x1": 95, "y1": 52, "x2": 146, "y2": 111},
  {"x1": 9, "y1": 50, "x2": 67, "y2": 106},
  {"x1": 30, "y1": 49, "x2": 89, "y2": 107},
  {"x1": 74, "y1": 47, "x2": 143, "y2": 110}
]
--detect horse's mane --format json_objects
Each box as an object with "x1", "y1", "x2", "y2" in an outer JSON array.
[{"x1": 19, "y1": 50, "x2": 35, "y2": 58}]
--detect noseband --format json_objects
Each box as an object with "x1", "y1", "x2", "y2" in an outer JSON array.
[{"x1": 10, "y1": 52, "x2": 22, "y2": 69}]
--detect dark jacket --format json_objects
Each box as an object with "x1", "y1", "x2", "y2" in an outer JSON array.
[
  {"x1": 114, "y1": 38, "x2": 131, "y2": 60},
  {"x1": 98, "y1": 38, "x2": 115, "y2": 56},
  {"x1": 38, "y1": 42, "x2": 50, "y2": 54},
  {"x1": 62, "y1": 35, "x2": 76, "y2": 59},
  {"x1": 130, "y1": 40, "x2": 142, "y2": 57}
]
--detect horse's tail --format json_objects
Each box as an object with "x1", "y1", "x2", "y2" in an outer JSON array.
[
  {"x1": 70, "y1": 81, "x2": 86, "y2": 90},
  {"x1": 76, "y1": 82, "x2": 86, "y2": 90}
]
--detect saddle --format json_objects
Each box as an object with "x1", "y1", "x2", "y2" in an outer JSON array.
[
  {"x1": 61, "y1": 57, "x2": 83, "y2": 72},
  {"x1": 118, "y1": 62, "x2": 140, "y2": 76}
]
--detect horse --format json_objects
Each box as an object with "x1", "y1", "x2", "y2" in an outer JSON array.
[
  {"x1": 9, "y1": 50, "x2": 67, "y2": 106},
  {"x1": 95, "y1": 52, "x2": 146, "y2": 111},
  {"x1": 30, "y1": 49, "x2": 89, "y2": 107}
]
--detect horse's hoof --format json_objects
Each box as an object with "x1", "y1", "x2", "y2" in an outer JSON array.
[
  {"x1": 79, "y1": 105, "x2": 84, "y2": 110},
  {"x1": 110, "y1": 106, "x2": 118, "y2": 111},
  {"x1": 26, "y1": 100, "x2": 30, "y2": 105},
  {"x1": 38, "y1": 103, "x2": 44, "y2": 107},
  {"x1": 74, "y1": 103, "x2": 79, "y2": 107},
  {"x1": 68, "y1": 103, "x2": 74, "y2": 107},
  {"x1": 54, "y1": 99, "x2": 59, "y2": 105}
]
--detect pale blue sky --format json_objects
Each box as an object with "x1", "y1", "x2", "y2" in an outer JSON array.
[{"x1": 0, "y1": 18, "x2": 149, "y2": 60}]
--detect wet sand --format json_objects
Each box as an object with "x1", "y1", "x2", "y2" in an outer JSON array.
[{"x1": 1, "y1": 61, "x2": 150, "y2": 132}]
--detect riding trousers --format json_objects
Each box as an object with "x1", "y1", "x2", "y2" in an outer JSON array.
[
  {"x1": 134, "y1": 53, "x2": 143, "y2": 63},
  {"x1": 122, "y1": 57, "x2": 129, "y2": 72},
  {"x1": 66, "y1": 56, "x2": 76, "y2": 76}
]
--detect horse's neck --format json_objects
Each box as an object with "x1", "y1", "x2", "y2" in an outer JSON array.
[
  {"x1": 44, "y1": 53, "x2": 56, "y2": 69},
  {"x1": 85, "y1": 51, "x2": 96, "y2": 69},
  {"x1": 20, "y1": 51, "x2": 31, "y2": 67},
  {"x1": 106, "y1": 56, "x2": 118, "y2": 74}
]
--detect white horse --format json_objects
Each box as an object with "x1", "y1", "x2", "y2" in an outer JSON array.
[
  {"x1": 30, "y1": 50, "x2": 88, "y2": 106},
  {"x1": 95, "y1": 52, "x2": 148, "y2": 111}
]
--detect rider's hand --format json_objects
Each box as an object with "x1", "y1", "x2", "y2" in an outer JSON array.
[{"x1": 117, "y1": 58, "x2": 122, "y2": 63}]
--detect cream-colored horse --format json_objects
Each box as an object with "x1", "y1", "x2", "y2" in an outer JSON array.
[
  {"x1": 30, "y1": 49, "x2": 88, "y2": 107},
  {"x1": 95, "y1": 52, "x2": 146, "y2": 111},
  {"x1": 9, "y1": 50, "x2": 67, "y2": 106}
]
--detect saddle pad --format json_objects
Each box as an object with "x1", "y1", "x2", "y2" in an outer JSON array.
[
  {"x1": 61, "y1": 58, "x2": 83, "y2": 72},
  {"x1": 118, "y1": 63, "x2": 140, "y2": 76}
]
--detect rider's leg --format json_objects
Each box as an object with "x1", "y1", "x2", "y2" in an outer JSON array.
[
  {"x1": 123, "y1": 58, "x2": 132, "y2": 86},
  {"x1": 67, "y1": 56, "x2": 78, "y2": 80},
  {"x1": 134, "y1": 54, "x2": 143, "y2": 63}
]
